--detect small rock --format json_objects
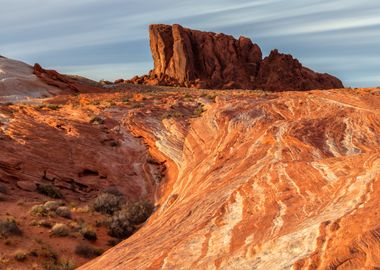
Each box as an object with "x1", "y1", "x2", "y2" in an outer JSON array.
[{"x1": 16, "y1": 181, "x2": 36, "y2": 192}]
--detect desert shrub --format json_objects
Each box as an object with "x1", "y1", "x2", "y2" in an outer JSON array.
[
  {"x1": 0, "y1": 219, "x2": 22, "y2": 237},
  {"x1": 51, "y1": 223, "x2": 70, "y2": 237},
  {"x1": 14, "y1": 251, "x2": 27, "y2": 261},
  {"x1": 124, "y1": 201, "x2": 154, "y2": 225},
  {"x1": 92, "y1": 192, "x2": 124, "y2": 215},
  {"x1": 80, "y1": 226, "x2": 97, "y2": 241},
  {"x1": 39, "y1": 245, "x2": 58, "y2": 263},
  {"x1": 37, "y1": 220, "x2": 53, "y2": 229},
  {"x1": 107, "y1": 200, "x2": 154, "y2": 239},
  {"x1": 107, "y1": 238, "x2": 121, "y2": 247},
  {"x1": 107, "y1": 210, "x2": 134, "y2": 239},
  {"x1": 44, "y1": 201, "x2": 65, "y2": 211},
  {"x1": 31, "y1": 204, "x2": 49, "y2": 216},
  {"x1": 44, "y1": 259, "x2": 75, "y2": 270},
  {"x1": 37, "y1": 184, "x2": 63, "y2": 199},
  {"x1": 102, "y1": 186, "x2": 124, "y2": 197},
  {"x1": 55, "y1": 207, "x2": 72, "y2": 219},
  {"x1": 74, "y1": 244, "x2": 103, "y2": 258},
  {"x1": 29, "y1": 250, "x2": 38, "y2": 257},
  {"x1": 47, "y1": 104, "x2": 61, "y2": 110}
]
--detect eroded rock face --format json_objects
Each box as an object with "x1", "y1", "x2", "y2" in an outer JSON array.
[
  {"x1": 128, "y1": 24, "x2": 344, "y2": 91},
  {"x1": 33, "y1": 63, "x2": 104, "y2": 94},
  {"x1": 255, "y1": 49, "x2": 345, "y2": 91},
  {"x1": 80, "y1": 88, "x2": 380, "y2": 270}
]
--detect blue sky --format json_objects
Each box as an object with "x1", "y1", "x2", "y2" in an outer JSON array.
[{"x1": 1, "y1": 0, "x2": 379, "y2": 87}]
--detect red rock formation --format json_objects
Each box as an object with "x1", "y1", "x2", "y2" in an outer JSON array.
[
  {"x1": 128, "y1": 24, "x2": 344, "y2": 91},
  {"x1": 255, "y1": 49, "x2": 345, "y2": 91},
  {"x1": 33, "y1": 63, "x2": 104, "y2": 93}
]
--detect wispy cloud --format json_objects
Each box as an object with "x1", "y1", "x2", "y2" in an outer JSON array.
[{"x1": 1, "y1": 0, "x2": 379, "y2": 87}]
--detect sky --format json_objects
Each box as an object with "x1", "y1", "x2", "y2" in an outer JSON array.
[{"x1": 1, "y1": 0, "x2": 379, "y2": 87}]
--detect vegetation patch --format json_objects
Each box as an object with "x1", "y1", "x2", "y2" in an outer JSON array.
[
  {"x1": 74, "y1": 244, "x2": 103, "y2": 258},
  {"x1": 107, "y1": 200, "x2": 154, "y2": 239},
  {"x1": 51, "y1": 223, "x2": 70, "y2": 237},
  {"x1": 37, "y1": 184, "x2": 63, "y2": 199},
  {"x1": 14, "y1": 251, "x2": 27, "y2": 262},
  {"x1": 0, "y1": 219, "x2": 22, "y2": 237},
  {"x1": 31, "y1": 205, "x2": 49, "y2": 216},
  {"x1": 80, "y1": 226, "x2": 97, "y2": 241},
  {"x1": 55, "y1": 207, "x2": 72, "y2": 219},
  {"x1": 92, "y1": 192, "x2": 124, "y2": 215},
  {"x1": 44, "y1": 201, "x2": 65, "y2": 211},
  {"x1": 44, "y1": 259, "x2": 75, "y2": 270}
]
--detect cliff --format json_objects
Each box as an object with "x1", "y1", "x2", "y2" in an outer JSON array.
[{"x1": 128, "y1": 24, "x2": 344, "y2": 91}]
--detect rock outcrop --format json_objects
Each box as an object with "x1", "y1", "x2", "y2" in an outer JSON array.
[
  {"x1": 0, "y1": 58, "x2": 64, "y2": 102},
  {"x1": 128, "y1": 24, "x2": 344, "y2": 91},
  {"x1": 33, "y1": 63, "x2": 104, "y2": 94}
]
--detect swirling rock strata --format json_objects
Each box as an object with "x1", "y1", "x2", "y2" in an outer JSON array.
[{"x1": 80, "y1": 88, "x2": 380, "y2": 270}]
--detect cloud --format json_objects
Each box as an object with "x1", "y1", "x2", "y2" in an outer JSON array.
[
  {"x1": 56, "y1": 62, "x2": 151, "y2": 81},
  {"x1": 1, "y1": 0, "x2": 379, "y2": 87}
]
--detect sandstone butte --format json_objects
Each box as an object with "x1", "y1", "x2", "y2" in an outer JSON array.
[
  {"x1": 127, "y1": 24, "x2": 344, "y2": 91},
  {"x1": 0, "y1": 55, "x2": 380, "y2": 270}
]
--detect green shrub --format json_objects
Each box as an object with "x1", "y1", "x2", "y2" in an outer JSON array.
[
  {"x1": 0, "y1": 219, "x2": 22, "y2": 237},
  {"x1": 74, "y1": 244, "x2": 103, "y2": 258},
  {"x1": 92, "y1": 192, "x2": 124, "y2": 215},
  {"x1": 37, "y1": 184, "x2": 63, "y2": 199}
]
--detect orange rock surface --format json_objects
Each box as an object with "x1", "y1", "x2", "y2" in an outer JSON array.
[
  {"x1": 79, "y1": 87, "x2": 380, "y2": 270},
  {"x1": 1, "y1": 57, "x2": 380, "y2": 270}
]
